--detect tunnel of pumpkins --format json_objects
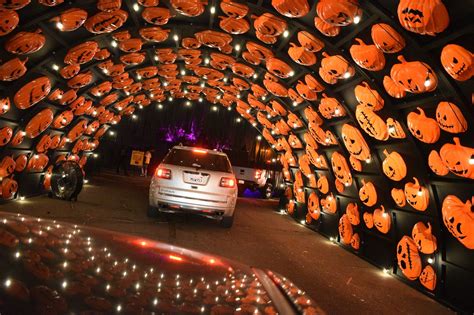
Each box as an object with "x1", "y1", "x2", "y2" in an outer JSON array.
[{"x1": 0, "y1": 0, "x2": 472, "y2": 312}]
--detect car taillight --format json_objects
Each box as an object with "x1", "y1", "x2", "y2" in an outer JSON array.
[
  {"x1": 220, "y1": 177, "x2": 236, "y2": 188},
  {"x1": 155, "y1": 168, "x2": 171, "y2": 179},
  {"x1": 255, "y1": 170, "x2": 262, "y2": 179}
]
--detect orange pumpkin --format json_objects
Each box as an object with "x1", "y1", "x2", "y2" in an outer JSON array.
[
  {"x1": 0, "y1": 97, "x2": 9, "y2": 116},
  {"x1": 232, "y1": 63, "x2": 255, "y2": 78},
  {"x1": 14, "y1": 76, "x2": 51, "y2": 109},
  {"x1": 407, "y1": 107, "x2": 440, "y2": 143},
  {"x1": 0, "y1": 9, "x2": 19, "y2": 36},
  {"x1": 341, "y1": 124, "x2": 370, "y2": 161},
  {"x1": 321, "y1": 193, "x2": 337, "y2": 214},
  {"x1": 293, "y1": 171, "x2": 305, "y2": 203},
  {"x1": 331, "y1": 151, "x2": 352, "y2": 186},
  {"x1": 84, "y1": 10, "x2": 128, "y2": 33},
  {"x1": 36, "y1": 134, "x2": 51, "y2": 153},
  {"x1": 5, "y1": 29, "x2": 45, "y2": 55},
  {"x1": 439, "y1": 137, "x2": 474, "y2": 179},
  {"x1": 363, "y1": 212, "x2": 374, "y2": 229},
  {"x1": 219, "y1": 16, "x2": 249, "y2": 34},
  {"x1": 9, "y1": 129, "x2": 23, "y2": 146},
  {"x1": 349, "y1": 155, "x2": 362, "y2": 172},
  {"x1": 170, "y1": 0, "x2": 206, "y2": 16},
  {"x1": 428, "y1": 150, "x2": 449, "y2": 176},
  {"x1": 404, "y1": 177, "x2": 429, "y2": 211},
  {"x1": 314, "y1": 17, "x2": 340, "y2": 37},
  {"x1": 391, "y1": 188, "x2": 406, "y2": 207},
  {"x1": 64, "y1": 41, "x2": 99, "y2": 65},
  {"x1": 14, "y1": 154, "x2": 27, "y2": 172},
  {"x1": 288, "y1": 43, "x2": 316, "y2": 66},
  {"x1": 0, "y1": 156, "x2": 15, "y2": 177},
  {"x1": 263, "y1": 78, "x2": 288, "y2": 97},
  {"x1": 49, "y1": 134, "x2": 61, "y2": 149},
  {"x1": 97, "y1": 0, "x2": 122, "y2": 12},
  {"x1": 420, "y1": 265, "x2": 437, "y2": 291},
  {"x1": 316, "y1": 175, "x2": 329, "y2": 194},
  {"x1": 319, "y1": 52, "x2": 354, "y2": 84},
  {"x1": 383, "y1": 76, "x2": 406, "y2": 99},
  {"x1": 251, "y1": 12, "x2": 287, "y2": 37},
  {"x1": 307, "y1": 192, "x2": 321, "y2": 220},
  {"x1": 90, "y1": 81, "x2": 112, "y2": 96},
  {"x1": 246, "y1": 41, "x2": 274, "y2": 61},
  {"x1": 442, "y1": 195, "x2": 474, "y2": 249},
  {"x1": 349, "y1": 38, "x2": 385, "y2": 71},
  {"x1": 387, "y1": 118, "x2": 406, "y2": 139},
  {"x1": 440, "y1": 44, "x2": 473, "y2": 81},
  {"x1": 266, "y1": 57, "x2": 293, "y2": 79},
  {"x1": 25, "y1": 108, "x2": 53, "y2": 138},
  {"x1": 397, "y1": 0, "x2": 449, "y2": 36},
  {"x1": 319, "y1": 94, "x2": 346, "y2": 119},
  {"x1": 397, "y1": 236, "x2": 422, "y2": 280},
  {"x1": 59, "y1": 64, "x2": 80, "y2": 79},
  {"x1": 355, "y1": 105, "x2": 388, "y2": 141},
  {"x1": 296, "y1": 81, "x2": 317, "y2": 101},
  {"x1": 316, "y1": 0, "x2": 361, "y2": 26},
  {"x1": 373, "y1": 206, "x2": 391, "y2": 234},
  {"x1": 139, "y1": 26, "x2": 170, "y2": 42},
  {"x1": 339, "y1": 214, "x2": 353, "y2": 245},
  {"x1": 220, "y1": 0, "x2": 248, "y2": 18},
  {"x1": 346, "y1": 202, "x2": 360, "y2": 225},
  {"x1": 67, "y1": 71, "x2": 93, "y2": 89},
  {"x1": 51, "y1": 8, "x2": 88, "y2": 31},
  {"x1": 359, "y1": 179, "x2": 377, "y2": 207},
  {"x1": 390, "y1": 56, "x2": 438, "y2": 94},
  {"x1": 304, "y1": 106, "x2": 322, "y2": 126},
  {"x1": 137, "y1": 0, "x2": 158, "y2": 6},
  {"x1": 27, "y1": 153, "x2": 49, "y2": 172},
  {"x1": 354, "y1": 82, "x2": 384, "y2": 111},
  {"x1": 435, "y1": 101, "x2": 468, "y2": 134},
  {"x1": 272, "y1": 0, "x2": 309, "y2": 18},
  {"x1": 297, "y1": 31, "x2": 324, "y2": 52},
  {"x1": 304, "y1": 74, "x2": 325, "y2": 92},
  {"x1": 0, "y1": 57, "x2": 27, "y2": 81},
  {"x1": 195, "y1": 30, "x2": 232, "y2": 49},
  {"x1": 1, "y1": 176, "x2": 17, "y2": 200},
  {"x1": 351, "y1": 233, "x2": 360, "y2": 250},
  {"x1": 382, "y1": 150, "x2": 407, "y2": 181},
  {"x1": 412, "y1": 222, "x2": 437, "y2": 254},
  {"x1": 371, "y1": 23, "x2": 405, "y2": 53}
]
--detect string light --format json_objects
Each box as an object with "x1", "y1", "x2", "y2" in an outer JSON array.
[
  {"x1": 283, "y1": 30, "x2": 289, "y2": 37},
  {"x1": 210, "y1": 6, "x2": 216, "y2": 14}
]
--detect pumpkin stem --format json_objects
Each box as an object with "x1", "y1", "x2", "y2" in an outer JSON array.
[
  {"x1": 427, "y1": 222, "x2": 432, "y2": 232},
  {"x1": 397, "y1": 55, "x2": 407, "y2": 63},
  {"x1": 361, "y1": 179, "x2": 366, "y2": 185},
  {"x1": 413, "y1": 177, "x2": 420, "y2": 187},
  {"x1": 354, "y1": 38, "x2": 364, "y2": 45},
  {"x1": 322, "y1": 52, "x2": 329, "y2": 58},
  {"x1": 322, "y1": 93, "x2": 327, "y2": 98},
  {"x1": 380, "y1": 205, "x2": 385, "y2": 212},
  {"x1": 361, "y1": 81, "x2": 368, "y2": 87},
  {"x1": 416, "y1": 107, "x2": 426, "y2": 116},
  {"x1": 383, "y1": 149, "x2": 389, "y2": 157},
  {"x1": 452, "y1": 137, "x2": 461, "y2": 146}
]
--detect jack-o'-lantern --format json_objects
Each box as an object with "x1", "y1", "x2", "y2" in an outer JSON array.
[
  {"x1": 304, "y1": 74, "x2": 325, "y2": 92},
  {"x1": 304, "y1": 107, "x2": 323, "y2": 126},
  {"x1": 263, "y1": 78, "x2": 288, "y2": 97},
  {"x1": 319, "y1": 52, "x2": 354, "y2": 84},
  {"x1": 371, "y1": 23, "x2": 405, "y2": 53},
  {"x1": 94, "y1": 48, "x2": 110, "y2": 60},
  {"x1": 36, "y1": 134, "x2": 51, "y2": 153},
  {"x1": 246, "y1": 42, "x2": 274, "y2": 61},
  {"x1": 318, "y1": 94, "x2": 346, "y2": 119},
  {"x1": 0, "y1": 57, "x2": 27, "y2": 81},
  {"x1": 67, "y1": 71, "x2": 93, "y2": 89},
  {"x1": 387, "y1": 118, "x2": 406, "y2": 139},
  {"x1": 363, "y1": 212, "x2": 373, "y2": 229},
  {"x1": 171, "y1": 0, "x2": 205, "y2": 16},
  {"x1": 349, "y1": 155, "x2": 362, "y2": 172},
  {"x1": 308, "y1": 123, "x2": 327, "y2": 145},
  {"x1": 397, "y1": 236, "x2": 422, "y2": 280},
  {"x1": 346, "y1": 202, "x2": 360, "y2": 226},
  {"x1": 359, "y1": 179, "x2": 377, "y2": 207},
  {"x1": 0, "y1": 9, "x2": 19, "y2": 36},
  {"x1": 25, "y1": 108, "x2": 53, "y2": 138},
  {"x1": 287, "y1": 199, "x2": 295, "y2": 215},
  {"x1": 307, "y1": 192, "x2": 320, "y2": 220},
  {"x1": 382, "y1": 150, "x2": 407, "y2": 181},
  {"x1": 182, "y1": 37, "x2": 201, "y2": 48},
  {"x1": 351, "y1": 233, "x2": 360, "y2": 250},
  {"x1": 288, "y1": 43, "x2": 316, "y2": 66},
  {"x1": 51, "y1": 8, "x2": 87, "y2": 32},
  {"x1": 420, "y1": 265, "x2": 436, "y2": 291},
  {"x1": 289, "y1": 134, "x2": 303, "y2": 149},
  {"x1": 341, "y1": 124, "x2": 371, "y2": 161},
  {"x1": 266, "y1": 58, "x2": 293, "y2": 79},
  {"x1": 373, "y1": 206, "x2": 391, "y2": 234},
  {"x1": 355, "y1": 105, "x2": 388, "y2": 141},
  {"x1": 139, "y1": 26, "x2": 170, "y2": 42},
  {"x1": 242, "y1": 51, "x2": 260, "y2": 66},
  {"x1": 316, "y1": 0, "x2": 361, "y2": 26},
  {"x1": 195, "y1": 30, "x2": 232, "y2": 49},
  {"x1": 49, "y1": 134, "x2": 61, "y2": 149},
  {"x1": 9, "y1": 129, "x2": 23, "y2": 146},
  {"x1": 0, "y1": 156, "x2": 15, "y2": 177},
  {"x1": 293, "y1": 171, "x2": 305, "y2": 203},
  {"x1": 90, "y1": 81, "x2": 112, "y2": 97},
  {"x1": 272, "y1": 0, "x2": 309, "y2": 18},
  {"x1": 97, "y1": 0, "x2": 121, "y2": 12},
  {"x1": 232, "y1": 63, "x2": 255, "y2": 78},
  {"x1": 335, "y1": 178, "x2": 345, "y2": 194},
  {"x1": 412, "y1": 222, "x2": 437, "y2": 254},
  {"x1": 350, "y1": 38, "x2": 385, "y2": 71},
  {"x1": 118, "y1": 38, "x2": 143, "y2": 52},
  {"x1": 407, "y1": 107, "x2": 440, "y2": 143},
  {"x1": 317, "y1": 175, "x2": 329, "y2": 194},
  {"x1": 314, "y1": 17, "x2": 340, "y2": 37},
  {"x1": 64, "y1": 41, "x2": 99, "y2": 65},
  {"x1": 219, "y1": 16, "x2": 249, "y2": 34},
  {"x1": 67, "y1": 120, "x2": 88, "y2": 142},
  {"x1": 84, "y1": 10, "x2": 128, "y2": 33},
  {"x1": 137, "y1": 0, "x2": 158, "y2": 6},
  {"x1": 14, "y1": 154, "x2": 27, "y2": 172},
  {"x1": 298, "y1": 154, "x2": 311, "y2": 176},
  {"x1": 440, "y1": 44, "x2": 473, "y2": 81},
  {"x1": 14, "y1": 76, "x2": 51, "y2": 110},
  {"x1": 5, "y1": 29, "x2": 45, "y2": 55},
  {"x1": 0, "y1": 0, "x2": 30, "y2": 10},
  {"x1": 439, "y1": 137, "x2": 474, "y2": 179},
  {"x1": 27, "y1": 153, "x2": 49, "y2": 172},
  {"x1": 270, "y1": 100, "x2": 287, "y2": 117},
  {"x1": 442, "y1": 195, "x2": 474, "y2": 249},
  {"x1": 397, "y1": 0, "x2": 449, "y2": 36},
  {"x1": 304, "y1": 134, "x2": 318, "y2": 152},
  {"x1": 354, "y1": 82, "x2": 384, "y2": 111},
  {"x1": 339, "y1": 214, "x2": 353, "y2": 245},
  {"x1": 59, "y1": 64, "x2": 80, "y2": 80},
  {"x1": 288, "y1": 88, "x2": 304, "y2": 105},
  {"x1": 435, "y1": 101, "x2": 468, "y2": 134},
  {"x1": 383, "y1": 76, "x2": 406, "y2": 99},
  {"x1": 287, "y1": 113, "x2": 303, "y2": 129},
  {"x1": 404, "y1": 177, "x2": 429, "y2": 211},
  {"x1": 251, "y1": 12, "x2": 286, "y2": 37},
  {"x1": 331, "y1": 152, "x2": 352, "y2": 187},
  {"x1": 321, "y1": 193, "x2": 336, "y2": 214},
  {"x1": 390, "y1": 56, "x2": 438, "y2": 94},
  {"x1": 1, "y1": 176, "x2": 17, "y2": 200},
  {"x1": 0, "y1": 97, "x2": 9, "y2": 115},
  {"x1": 220, "y1": 0, "x2": 248, "y2": 18},
  {"x1": 428, "y1": 150, "x2": 449, "y2": 176},
  {"x1": 43, "y1": 165, "x2": 53, "y2": 190},
  {"x1": 297, "y1": 31, "x2": 324, "y2": 52},
  {"x1": 391, "y1": 188, "x2": 406, "y2": 207}
]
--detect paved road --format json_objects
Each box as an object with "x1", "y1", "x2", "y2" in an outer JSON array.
[{"x1": 1, "y1": 172, "x2": 452, "y2": 315}]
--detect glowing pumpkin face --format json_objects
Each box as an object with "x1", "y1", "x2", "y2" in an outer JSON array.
[
  {"x1": 1, "y1": 177, "x2": 18, "y2": 199},
  {"x1": 420, "y1": 265, "x2": 436, "y2": 291},
  {"x1": 0, "y1": 9, "x2": 19, "y2": 36},
  {"x1": 439, "y1": 137, "x2": 474, "y2": 179},
  {"x1": 297, "y1": 31, "x2": 324, "y2": 53},
  {"x1": 339, "y1": 214, "x2": 353, "y2": 245},
  {"x1": 5, "y1": 29, "x2": 45, "y2": 55},
  {"x1": 391, "y1": 188, "x2": 406, "y2": 207},
  {"x1": 404, "y1": 177, "x2": 429, "y2": 211},
  {"x1": 0, "y1": 156, "x2": 15, "y2": 177},
  {"x1": 354, "y1": 82, "x2": 384, "y2": 111},
  {"x1": 387, "y1": 118, "x2": 406, "y2": 139},
  {"x1": 407, "y1": 107, "x2": 440, "y2": 143},
  {"x1": 351, "y1": 233, "x2": 360, "y2": 250},
  {"x1": 25, "y1": 109, "x2": 53, "y2": 138},
  {"x1": 397, "y1": 0, "x2": 449, "y2": 36},
  {"x1": 440, "y1": 44, "x2": 473, "y2": 81},
  {"x1": 316, "y1": 0, "x2": 361, "y2": 26},
  {"x1": 390, "y1": 56, "x2": 438, "y2": 94},
  {"x1": 382, "y1": 150, "x2": 407, "y2": 181},
  {"x1": 349, "y1": 155, "x2": 362, "y2": 172},
  {"x1": 321, "y1": 193, "x2": 336, "y2": 214},
  {"x1": 52, "y1": 8, "x2": 87, "y2": 32},
  {"x1": 373, "y1": 206, "x2": 391, "y2": 234},
  {"x1": 85, "y1": 10, "x2": 128, "y2": 33},
  {"x1": 363, "y1": 212, "x2": 373, "y2": 229},
  {"x1": 14, "y1": 76, "x2": 51, "y2": 109},
  {"x1": 307, "y1": 192, "x2": 320, "y2": 220},
  {"x1": 331, "y1": 152, "x2": 352, "y2": 187},
  {"x1": 14, "y1": 154, "x2": 27, "y2": 172},
  {"x1": 435, "y1": 102, "x2": 468, "y2": 134},
  {"x1": 272, "y1": 0, "x2": 309, "y2": 18},
  {"x1": 319, "y1": 52, "x2": 354, "y2": 84},
  {"x1": 288, "y1": 43, "x2": 317, "y2": 66},
  {"x1": 355, "y1": 105, "x2": 388, "y2": 141},
  {"x1": 412, "y1": 222, "x2": 437, "y2": 254},
  {"x1": 346, "y1": 202, "x2": 359, "y2": 226},
  {"x1": 0, "y1": 57, "x2": 28, "y2": 81},
  {"x1": 319, "y1": 94, "x2": 346, "y2": 119},
  {"x1": 314, "y1": 17, "x2": 340, "y2": 37},
  {"x1": 64, "y1": 41, "x2": 99, "y2": 65},
  {"x1": 397, "y1": 236, "x2": 422, "y2": 280},
  {"x1": 371, "y1": 23, "x2": 405, "y2": 53},
  {"x1": 359, "y1": 179, "x2": 377, "y2": 207},
  {"x1": 442, "y1": 195, "x2": 474, "y2": 249},
  {"x1": 349, "y1": 38, "x2": 386, "y2": 71},
  {"x1": 428, "y1": 150, "x2": 449, "y2": 176},
  {"x1": 341, "y1": 124, "x2": 371, "y2": 161},
  {"x1": 317, "y1": 175, "x2": 329, "y2": 194}
]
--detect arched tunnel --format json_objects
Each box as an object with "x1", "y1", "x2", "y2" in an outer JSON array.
[{"x1": 0, "y1": 0, "x2": 473, "y2": 313}]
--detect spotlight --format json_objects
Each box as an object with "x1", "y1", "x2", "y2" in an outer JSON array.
[
  {"x1": 227, "y1": 106, "x2": 232, "y2": 111},
  {"x1": 353, "y1": 15, "x2": 361, "y2": 24},
  {"x1": 133, "y1": 3, "x2": 139, "y2": 11},
  {"x1": 132, "y1": 114, "x2": 137, "y2": 120},
  {"x1": 173, "y1": 34, "x2": 179, "y2": 42},
  {"x1": 234, "y1": 44, "x2": 241, "y2": 51},
  {"x1": 168, "y1": 97, "x2": 173, "y2": 101},
  {"x1": 204, "y1": 58, "x2": 210, "y2": 64},
  {"x1": 256, "y1": 135, "x2": 262, "y2": 141},
  {"x1": 52, "y1": 64, "x2": 59, "y2": 71},
  {"x1": 56, "y1": 22, "x2": 63, "y2": 30},
  {"x1": 211, "y1": 106, "x2": 217, "y2": 111},
  {"x1": 157, "y1": 104, "x2": 163, "y2": 109},
  {"x1": 111, "y1": 40, "x2": 117, "y2": 47},
  {"x1": 283, "y1": 30, "x2": 289, "y2": 38},
  {"x1": 424, "y1": 79, "x2": 431, "y2": 87},
  {"x1": 343, "y1": 71, "x2": 352, "y2": 79},
  {"x1": 210, "y1": 6, "x2": 216, "y2": 14},
  {"x1": 236, "y1": 118, "x2": 241, "y2": 123},
  {"x1": 252, "y1": 73, "x2": 258, "y2": 79},
  {"x1": 198, "y1": 97, "x2": 203, "y2": 102},
  {"x1": 186, "y1": 101, "x2": 191, "y2": 106},
  {"x1": 180, "y1": 70, "x2": 185, "y2": 75}
]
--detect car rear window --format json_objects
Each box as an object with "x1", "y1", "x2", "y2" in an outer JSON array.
[{"x1": 163, "y1": 149, "x2": 232, "y2": 173}]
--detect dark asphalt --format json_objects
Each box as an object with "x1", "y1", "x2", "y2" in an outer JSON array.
[{"x1": 1, "y1": 172, "x2": 452, "y2": 315}]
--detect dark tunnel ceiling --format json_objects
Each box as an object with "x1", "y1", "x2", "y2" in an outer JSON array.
[{"x1": 0, "y1": 0, "x2": 473, "y2": 312}]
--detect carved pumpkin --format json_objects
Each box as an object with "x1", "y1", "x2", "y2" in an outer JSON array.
[
  {"x1": 272, "y1": 0, "x2": 309, "y2": 18},
  {"x1": 25, "y1": 108, "x2": 53, "y2": 138},
  {"x1": 296, "y1": 81, "x2": 317, "y2": 101},
  {"x1": 404, "y1": 177, "x2": 429, "y2": 211},
  {"x1": 266, "y1": 58, "x2": 293, "y2": 79},
  {"x1": 0, "y1": 156, "x2": 15, "y2": 177},
  {"x1": 65, "y1": 41, "x2": 99, "y2": 65},
  {"x1": 0, "y1": 9, "x2": 19, "y2": 36},
  {"x1": 288, "y1": 43, "x2": 316, "y2": 66},
  {"x1": 14, "y1": 154, "x2": 27, "y2": 172},
  {"x1": 321, "y1": 193, "x2": 337, "y2": 214},
  {"x1": 9, "y1": 129, "x2": 23, "y2": 146},
  {"x1": 0, "y1": 97, "x2": 10, "y2": 115},
  {"x1": 251, "y1": 12, "x2": 287, "y2": 37},
  {"x1": 84, "y1": 10, "x2": 128, "y2": 33},
  {"x1": 382, "y1": 150, "x2": 407, "y2": 181},
  {"x1": 304, "y1": 74, "x2": 325, "y2": 92},
  {"x1": 346, "y1": 202, "x2": 360, "y2": 226},
  {"x1": 440, "y1": 44, "x2": 473, "y2": 81},
  {"x1": 383, "y1": 76, "x2": 406, "y2": 99},
  {"x1": 317, "y1": 175, "x2": 329, "y2": 194},
  {"x1": 397, "y1": 0, "x2": 449, "y2": 36},
  {"x1": 407, "y1": 107, "x2": 440, "y2": 144},
  {"x1": 220, "y1": 0, "x2": 248, "y2": 18},
  {"x1": 351, "y1": 233, "x2": 360, "y2": 250},
  {"x1": 354, "y1": 82, "x2": 384, "y2": 111},
  {"x1": 304, "y1": 107, "x2": 323, "y2": 126},
  {"x1": 59, "y1": 64, "x2": 80, "y2": 80},
  {"x1": 293, "y1": 171, "x2": 305, "y2": 203},
  {"x1": 118, "y1": 38, "x2": 143, "y2": 53},
  {"x1": 307, "y1": 192, "x2": 320, "y2": 220},
  {"x1": 390, "y1": 56, "x2": 438, "y2": 94},
  {"x1": 359, "y1": 179, "x2": 377, "y2": 207},
  {"x1": 96, "y1": 0, "x2": 121, "y2": 12},
  {"x1": 36, "y1": 134, "x2": 51, "y2": 153},
  {"x1": 139, "y1": 26, "x2": 170, "y2": 42},
  {"x1": 435, "y1": 101, "x2": 468, "y2": 134},
  {"x1": 355, "y1": 105, "x2": 388, "y2": 141},
  {"x1": 246, "y1": 41, "x2": 274, "y2": 61},
  {"x1": 319, "y1": 94, "x2": 346, "y2": 119},
  {"x1": 428, "y1": 150, "x2": 449, "y2": 176},
  {"x1": 341, "y1": 124, "x2": 371, "y2": 161},
  {"x1": 67, "y1": 71, "x2": 93, "y2": 89},
  {"x1": 371, "y1": 23, "x2": 405, "y2": 54},
  {"x1": 27, "y1": 153, "x2": 49, "y2": 172},
  {"x1": 363, "y1": 212, "x2": 373, "y2": 229},
  {"x1": 442, "y1": 195, "x2": 474, "y2": 249},
  {"x1": 387, "y1": 118, "x2": 406, "y2": 139},
  {"x1": 297, "y1": 31, "x2": 324, "y2": 52},
  {"x1": 52, "y1": 8, "x2": 87, "y2": 31},
  {"x1": 1, "y1": 176, "x2": 17, "y2": 200},
  {"x1": 5, "y1": 29, "x2": 45, "y2": 55},
  {"x1": 15, "y1": 77, "x2": 51, "y2": 110},
  {"x1": 439, "y1": 138, "x2": 474, "y2": 179},
  {"x1": 397, "y1": 236, "x2": 422, "y2": 280},
  {"x1": 314, "y1": 17, "x2": 340, "y2": 37},
  {"x1": 391, "y1": 188, "x2": 406, "y2": 207},
  {"x1": 49, "y1": 134, "x2": 61, "y2": 149},
  {"x1": 339, "y1": 214, "x2": 353, "y2": 245},
  {"x1": 319, "y1": 52, "x2": 354, "y2": 84},
  {"x1": 316, "y1": 0, "x2": 361, "y2": 26},
  {"x1": 331, "y1": 151, "x2": 352, "y2": 187},
  {"x1": 412, "y1": 222, "x2": 437, "y2": 254},
  {"x1": 288, "y1": 88, "x2": 304, "y2": 105},
  {"x1": 0, "y1": 57, "x2": 27, "y2": 81},
  {"x1": 350, "y1": 38, "x2": 385, "y2": 71},
  {"x1": 349, "y1": 155, "x2": 362, "y2": 172},
  {"x1": 373, "y1": 206, "x2": 391, "y2": 234},
  {"x1": 170, "y1": 0, "x2": 205, "y2": 16},
  {"x1": 195, "y1": 30, "x2": 232, "y2": 49},
  {"x1": 420, "y1": 265, "x2": 436, "y2": 291}
]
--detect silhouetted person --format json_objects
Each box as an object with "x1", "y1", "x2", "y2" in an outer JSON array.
[
  {"x1": 116, "y1": 146, "x2": 129, "y2": 176},
  {"x1": 142, "y1": 150, "x2": 152, "y2": 177}
]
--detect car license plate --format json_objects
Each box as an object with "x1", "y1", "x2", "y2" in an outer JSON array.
[
  {"x1": 183, "y1": 172, "x2": 208, "y2": 185},
  {"x1": 238, "y1": 180, "x2": 244, "y2": 184}
]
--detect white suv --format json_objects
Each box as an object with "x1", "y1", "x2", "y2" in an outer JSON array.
[{"x1": 148, "y1": 146, "x2": 238, "y2": 227}]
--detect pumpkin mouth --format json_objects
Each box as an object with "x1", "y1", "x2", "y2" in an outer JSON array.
[
  {"x1": 453, "y1": 63, "x2": 466, "y2": 75},
  {"x1": 360, "y1": 195, "x2": 369, "y2": 203}
]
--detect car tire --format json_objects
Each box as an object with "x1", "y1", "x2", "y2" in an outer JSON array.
[
  {"x1": 220, "y1": 214, "x2": 234, "y2": 228},
  {"x1": 147, "y1": 206, "x2": 159, "y2": 218}
]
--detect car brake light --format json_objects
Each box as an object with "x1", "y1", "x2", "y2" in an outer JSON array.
[
  {"x1": 255, "y1": 169, "x2": 262, "y2": 179},
  {"x1": 192, "y1": 148, "x2": 207, "y2": 154},
  {"x1": 220, "y1": 177, "x2": 236, "y2": 188},
  {"x1": 156, "y1": 167, "x2": 171, "y2": 179}
]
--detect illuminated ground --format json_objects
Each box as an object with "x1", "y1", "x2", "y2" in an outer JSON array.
[{"x1": 1, "y1": 172, "x2": 452, "y2": 314}]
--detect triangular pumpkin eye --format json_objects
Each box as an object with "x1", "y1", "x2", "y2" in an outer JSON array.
[{"x1": 452, "y1": 57, "x2": 458, "y2": 64}]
